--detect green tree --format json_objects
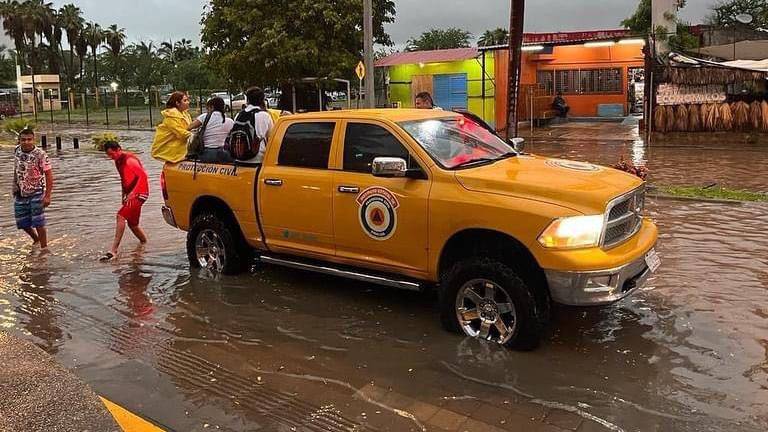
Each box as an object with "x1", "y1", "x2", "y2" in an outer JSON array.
[
  {"x1": 706, "y1": 0, "x2": 768, "y2": 29},
  {"x1": 59, "y1": 3, "x2": 83, "y2": 89},
  {"x1": 478, "y1": 28, "x2": 509, "y2": 47},
  {"x1": 83, "y1": 22, "x2": 104, "y2": 96},
  {"x1": 621, "y1": 0, "x2": 653, "y2": 34},
  {"x1": 622, "y1": 0, "x2": 698, "y2": 49},
  {"x1": 201, "y1": 0, "x2": 396, "y2": 88},
  {"x1": 406, "y1": 28, "x2": 472, "y2": 51}
]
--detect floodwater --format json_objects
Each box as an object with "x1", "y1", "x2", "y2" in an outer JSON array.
[{"x1": 0, "y1": 127, "x2": 766, "y2": 432}]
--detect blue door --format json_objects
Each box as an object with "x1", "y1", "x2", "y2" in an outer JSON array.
[{"x1": 433, "y1": 74, "x2": 467, "y2": 110}]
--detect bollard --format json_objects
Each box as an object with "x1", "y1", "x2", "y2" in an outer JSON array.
[
  {"x1": 73, "y1": 138, "x2": 79, "y2": 149},
  {"x1": 55, "y1": 136, "x2": 62, "y2": 150},
  {"x1": 41, "y1": 135, "x2": 47, "y2": 148}
]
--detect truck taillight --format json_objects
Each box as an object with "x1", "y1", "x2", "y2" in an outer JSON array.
[{"x1": 160, "y1": 171, "x2": 168, "y2": 200}]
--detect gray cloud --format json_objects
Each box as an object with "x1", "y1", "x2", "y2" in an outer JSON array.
[{"x1": 42, "y1": 0, "x2": 711, "y2": 47}]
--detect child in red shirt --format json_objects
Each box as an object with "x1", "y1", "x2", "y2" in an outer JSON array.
[{"x1": 100, "y1": 141, "x2": 149, "y2": 261}]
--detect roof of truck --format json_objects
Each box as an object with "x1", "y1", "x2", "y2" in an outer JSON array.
[{"x1": 284, "y1": 109, "x2": 460, "y2": 123}]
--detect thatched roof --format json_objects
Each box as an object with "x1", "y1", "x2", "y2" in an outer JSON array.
[{"x1": 661, "y1": 52, "x2": 768, "y2": 85}]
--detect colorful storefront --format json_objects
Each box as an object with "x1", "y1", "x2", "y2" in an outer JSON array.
[{"x1": 376, "y1": 30, "x2": 646, "y2": 129}]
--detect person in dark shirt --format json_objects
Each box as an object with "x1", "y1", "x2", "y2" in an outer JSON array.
[{"x1": 552, "y1": 91, "x2": 570, "y2": 117}]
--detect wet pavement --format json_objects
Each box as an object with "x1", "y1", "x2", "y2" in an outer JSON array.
[{"x1": 0, "y1": 125, "x2": 766, "y2": 431}]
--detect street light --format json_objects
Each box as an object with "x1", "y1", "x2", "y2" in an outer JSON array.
[{"x1": 110, "y1": 82, "x2": 119, "y2": 108}]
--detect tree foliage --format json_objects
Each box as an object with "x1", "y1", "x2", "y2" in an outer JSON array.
[
  {"x1": 706, "y1": 0, "x2": 768, "y2": 29},
  {"x1": 406, "y1": 28, "x2": 472, "y2": 51},
  {"x1": 201, "y1": 0, "x2": 396, "y2": 88},
  {"x1": 621, "y1": 0, "x2": 653, "y2": 34},
  {"x1": 478, "y1": 28, "x2": 509, "y2": 47}
]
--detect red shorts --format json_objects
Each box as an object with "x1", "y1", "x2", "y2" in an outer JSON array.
[{"x1": 118, "y1": 199, "x2": 145, "y2": 227}]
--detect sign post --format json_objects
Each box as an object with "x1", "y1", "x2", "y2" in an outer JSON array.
[{"x1": 356, "y1": 61, "x2": 366, "y2": 110}]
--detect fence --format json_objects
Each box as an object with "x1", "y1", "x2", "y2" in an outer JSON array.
[{"x1": 3, "y1": 89, "x2": 235, "y2": 130}]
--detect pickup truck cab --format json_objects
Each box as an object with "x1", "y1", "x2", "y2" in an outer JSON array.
[{"x1": 161, "y1": 109, "x2": 659, "y2": 349}]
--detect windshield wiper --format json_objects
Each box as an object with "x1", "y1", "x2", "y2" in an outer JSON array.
[
  {"x1": 452, "y1": 152, "x2": 517, "y2": 169},
  {"x1": 452, "y1": 158, "x2": 498, "y2": 169}
]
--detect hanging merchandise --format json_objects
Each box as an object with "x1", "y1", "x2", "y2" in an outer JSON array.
[
  {"x1": 654, "y1": 104, "x2": 667, "y2": 133},
  {"x1": 687, "y1": 104, "x2": 701, "y2": 132},
  {"x1": 761, "y1": 101, "x2": 768, "y2": 131},
  {"x1": 732, "y1": 101, "x2": 750, "y2": 130},
  {"x1": 749, "y1": 101, "x2": 762, "y2": 130},
  {"x1": 718, "y1": 103, "x2": 732, "y2": 131},
  {"x1": 665, "y1": 105, "x2": 676, "y2": 132},
  {"x1": 675, "y1": 105, "x2": 688, "y2": 132}
]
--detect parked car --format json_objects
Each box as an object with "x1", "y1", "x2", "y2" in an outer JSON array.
[{"x1": 160, "y1": 109, "x2": 660, "y2": 350}]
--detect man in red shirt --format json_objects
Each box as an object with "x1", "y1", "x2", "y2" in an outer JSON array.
[{"x1": 100, "y1": 141, "x2": 149, "y2": 261}]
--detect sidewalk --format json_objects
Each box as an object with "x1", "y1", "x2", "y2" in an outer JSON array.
[{"x1": 0, "y1": 331, "x2": 121, "y2": 432}]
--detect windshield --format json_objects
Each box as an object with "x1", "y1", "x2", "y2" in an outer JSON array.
[{"x1": 399, "y1": 117, "x2": 515, "y2": 169}]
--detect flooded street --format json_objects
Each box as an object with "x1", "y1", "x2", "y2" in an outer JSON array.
[{"x1": 0, "y1": 126, "x2": 766, "y2": 431}]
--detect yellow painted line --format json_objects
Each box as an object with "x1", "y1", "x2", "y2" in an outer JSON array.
[{"x1": 99, "y1": 397, "x2": 166, "y2": 432}]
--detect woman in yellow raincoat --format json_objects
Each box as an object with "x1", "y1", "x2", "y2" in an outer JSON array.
[{"x1": 151, "y1": 92, "x2": 192, "y2": 163}]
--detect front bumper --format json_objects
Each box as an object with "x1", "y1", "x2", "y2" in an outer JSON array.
[
  {"x1": 161, "y1": 205, "x2": 177, "y2": 228},
  {"x1": 544, "y1": 246, "x2": 655, "y2": 306}
]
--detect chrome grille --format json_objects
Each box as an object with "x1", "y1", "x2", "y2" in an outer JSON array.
[{"x1": 602, "y1": 188, "x2": 645, "y2": 248}]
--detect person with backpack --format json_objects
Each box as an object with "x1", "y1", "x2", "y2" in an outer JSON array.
[
  {"x1": 227, "y1": 87, "x2": 274, "y2": 163},
  {"x1": 187, "y1": 97, "x2": 234, "y2": 163}
]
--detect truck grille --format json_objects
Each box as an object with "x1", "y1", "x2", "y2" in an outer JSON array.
[{"x1": 602, "y1": 188, "x2": 645, "y2": 248}]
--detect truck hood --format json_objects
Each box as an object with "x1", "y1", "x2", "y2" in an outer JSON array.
[{"x1": 454, "y1": 155, "x2": 644, "y2": 215}]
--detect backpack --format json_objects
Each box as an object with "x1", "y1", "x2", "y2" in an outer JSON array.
[
  {"x1": 226, "y1": 108, "x2": 264, "y2": 160},
  {"x1": 186, "y1": 111, "x2": 214, "y2": 159}
]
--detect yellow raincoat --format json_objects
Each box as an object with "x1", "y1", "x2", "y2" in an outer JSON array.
[{"x1": 151, "y1": 108, "x2": 192, "y2": 163}]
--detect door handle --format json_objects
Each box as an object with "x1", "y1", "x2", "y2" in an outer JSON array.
[
  {"x1": 338, "y1": 186, "x2": 360, "y2": 194},
  {"x1": 264, "y1": 179, "x2": 283, "y2": 186}
]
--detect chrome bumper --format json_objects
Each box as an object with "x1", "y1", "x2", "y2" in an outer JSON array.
[
  {"x1": 161, "y1": 205, "x2": 177, "y2": 228},
  {"x1": 544, "y1": 249, "x2": 654, "y2": 306}
]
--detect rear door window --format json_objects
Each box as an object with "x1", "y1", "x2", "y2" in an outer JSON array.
[{"x1": 278, "y1": 122, "x2": 336, "y2": 169}]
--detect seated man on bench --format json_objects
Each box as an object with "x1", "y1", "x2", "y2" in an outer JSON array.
[{"x1": 552, "y1": 92, "x2": 570, "y2": 118}]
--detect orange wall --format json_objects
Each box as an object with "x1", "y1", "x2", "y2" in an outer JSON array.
[{"x1": 496, "y1": 43, "x2": 644, "y2": 127}]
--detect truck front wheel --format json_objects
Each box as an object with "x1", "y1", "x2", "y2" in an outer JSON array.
[
  {"x1": 440, "y1": 258, "x2": 543, "y2": 350},
  {"x1": 187, "y1": 212, "x2": 248, "y2": 275}
]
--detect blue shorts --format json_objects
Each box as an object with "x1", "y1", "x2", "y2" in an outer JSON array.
[{"x1": 14, "y1": 193, "x2": 46, "y2": 230}]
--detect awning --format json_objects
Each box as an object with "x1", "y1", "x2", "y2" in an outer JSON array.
[{"x1": 375, "y1": 48, "x2": 478, "y2": 67}]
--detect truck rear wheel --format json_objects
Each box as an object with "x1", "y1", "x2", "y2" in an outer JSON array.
[
  {"x1": 440, "y1": 258, "x2": 542, "y2": 350},
  {"x1": 187, "y1": 212, "x2": 249, "y2": 275}
]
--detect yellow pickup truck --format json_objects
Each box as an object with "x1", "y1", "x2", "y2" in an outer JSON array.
[{"x1": 160, "y1": 109, "x2": 659, "y2": 349}]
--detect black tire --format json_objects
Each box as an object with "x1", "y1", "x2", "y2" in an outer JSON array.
[
  {"x1": 439, "y1": 257, "x2": 543, "y2": 350},
  {"x1": 187, "y1": 212, "x2": 250, "y2": 275}
]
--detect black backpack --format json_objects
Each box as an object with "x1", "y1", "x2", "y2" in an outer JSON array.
[{"x1": 226, "y1": 108, "x2": 264, "y2": 160}]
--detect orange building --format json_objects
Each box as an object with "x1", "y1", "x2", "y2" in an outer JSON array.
[
  {"x1": 377, "y1": 30, "x2": 646, "y2": 131},
  {"x1": 493, "y1": 31, "x2": 646, "y2": 128}
]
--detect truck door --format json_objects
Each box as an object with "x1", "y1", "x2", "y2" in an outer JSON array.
[
  {"x1": 259, "y1": 121, "x2": 338, "y2": 258},
  {"x1": 332, "y1": 121, "x2": 431, "y2": 275}
]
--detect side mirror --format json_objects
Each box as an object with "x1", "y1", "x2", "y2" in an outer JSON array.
[
  {"x1": 509, "y1": 137, "x2": 525, "y2": 153},
  {"x1": 372, "y1": 157, "x2": 407, "y2": 177}
]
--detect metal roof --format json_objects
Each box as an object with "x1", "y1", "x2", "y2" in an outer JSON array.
[{"x1": 374, "y1": 48, "x2": 478, "y2": 67}]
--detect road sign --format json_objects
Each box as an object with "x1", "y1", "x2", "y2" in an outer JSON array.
[{"x1": 355, "y1": 61, "x2": 366, "y2": 80}]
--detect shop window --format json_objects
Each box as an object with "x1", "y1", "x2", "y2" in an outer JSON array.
[
  {"x1": 553, "y1": 68, "x2": 622, "y2": 95},
  {"x1": 537, "y1": 71, "x2": 554, "y2": 95}
]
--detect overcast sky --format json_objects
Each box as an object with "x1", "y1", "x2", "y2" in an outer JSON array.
[{"x1": 36, "y1": 0, "x2": 712, "y2": 47}]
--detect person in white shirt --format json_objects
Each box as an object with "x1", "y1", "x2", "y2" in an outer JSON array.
[
  {"x1": 188, "y1": 97, "x2": 235, "y2": 163},
  {"x1": 239, "y1": 86, "x2": 274, "y2": 163}
]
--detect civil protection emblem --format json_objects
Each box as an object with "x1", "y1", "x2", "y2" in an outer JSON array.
[{"x1": 356, "y1": 187, "x2": 400, "y2": 241}]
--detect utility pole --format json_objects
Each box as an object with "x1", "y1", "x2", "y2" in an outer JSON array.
[
  {"x1": 363, "y1": 0, "x2": 375, "y2": 108},
  {"x1": 506, "y1": 0, "x2": 525, "y2": 138}
]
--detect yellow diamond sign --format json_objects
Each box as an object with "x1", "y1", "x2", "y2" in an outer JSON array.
[{"x1": 355, "y1": 61, "x2": 366, "y2": 80}]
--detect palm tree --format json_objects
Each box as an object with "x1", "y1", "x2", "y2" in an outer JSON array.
[
  {"x1": 103, "y1": 24, "x2": 126, "y2": 88},
  {"x1": 0, "y1": 1, "x2": 26, "y2": 58},
  {"x1": 59, "y1": 4, "x2": 83, "y2": 89},
  {"x1": 83, "y1": 22, "x2": 103, "y2": 103},
  {"x1": 158, "y1": 40, "x2": 174, "y2": 62},
  {"x1": 74, "y1": 34, "x2": 88, "y2": 90},
  {"x1": 478, "y1": 28, "x2": 509, "y2": 47}
]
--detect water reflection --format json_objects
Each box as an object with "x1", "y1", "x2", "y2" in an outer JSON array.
[{"x1": 15, "y1": 257, "x2": 63, "y2": 354}]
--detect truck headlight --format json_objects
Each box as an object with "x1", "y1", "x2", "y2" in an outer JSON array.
[{"x1": 538, "y1": 215, "x2": 604, "y2": 249}]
